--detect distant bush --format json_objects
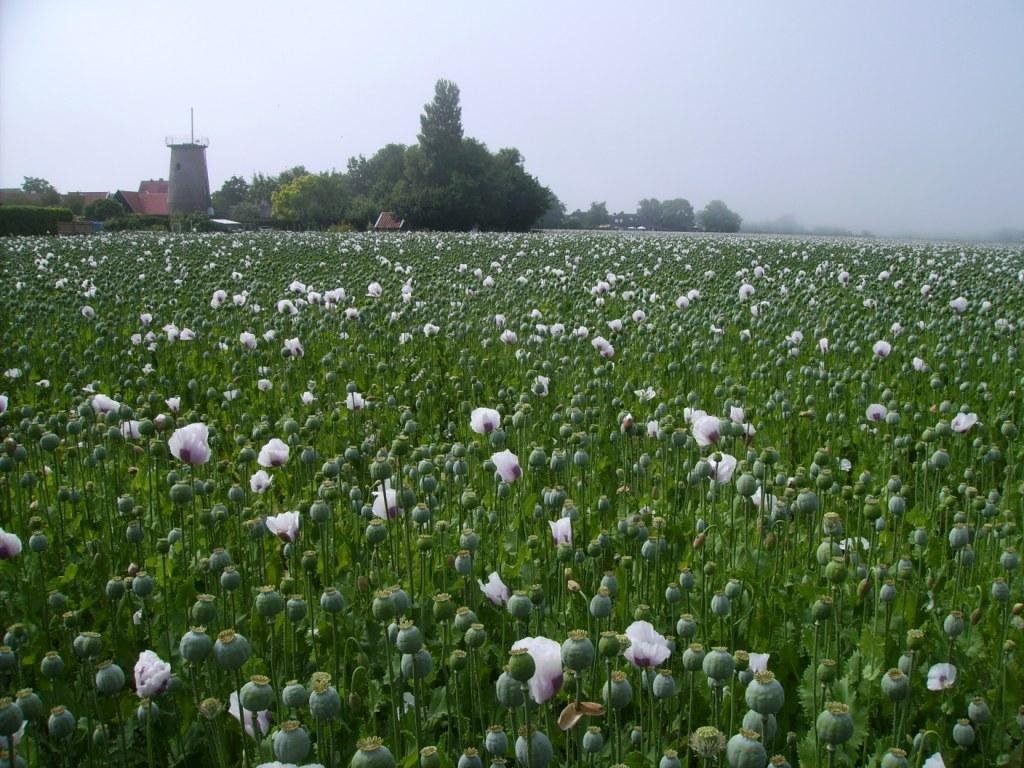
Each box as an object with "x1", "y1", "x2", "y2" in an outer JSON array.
[
  {"x1": 84, "y1": 198, "x2": 124, "y2": 222},
  {"x1": 0, "y1": 206, "x2": 73, "y2": 236},
  {"x1": 104, "y1": 214, "x2": 170, "y2": 232}
]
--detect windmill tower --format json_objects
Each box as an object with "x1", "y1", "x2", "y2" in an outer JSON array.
[{"x1": 166, "y1": 109, "x2": 211, "y2": 215}]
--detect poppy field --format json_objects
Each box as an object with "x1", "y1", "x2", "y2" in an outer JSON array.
[{"x1": 1, "y1": 231, "x2": 1023, "y2": 768}]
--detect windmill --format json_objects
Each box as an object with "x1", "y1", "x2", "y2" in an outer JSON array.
[{"x1": 166, "y1": 109, "x2": 211, "y2": 215}]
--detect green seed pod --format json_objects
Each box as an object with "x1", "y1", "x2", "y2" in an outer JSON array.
[
  {"x1": 880, "y1": 669, "x2": 909, "y2": 702},
  {"x1": 652, "y1": 669, "x2": 676, "y2": 700},
  {"x1": 0, "y1": 697, "x2": 24, "y2": 737},
  {"x1": 282, "y1": 680, "x2": 307, "y2": 710},
  {"x1": 880, "y1": 748, "x2": 909, "y2": 768},
  {"x1": 682, "y1": 643, "x2": 706, "y2": 672},
  {"x1": 15, "y1": 689, "x2": 43, "y2": 721},
  {"x1": 952, "y1": 719, "x2": 975, "y2": 747},
  {"x1": 273, "y1": 720, "x2": 311, "y2": 763},
  {"x1": 94, "y1": 661, "x2": 126, "y2": 695},
  {"x1": 47, "y1": 705, "x2": 76, "y2": 739},
  {"x1": 213, "y1": 629, "x2": 250, "y2": 670},
  {"x1": 240, "y1": 675, "x2": 274, "y2": 712},
  {"x1": 515, "y1": 728, "x2": 553, "y2": 768},
  {"x1": 457, "y1": 748, "x2": 483, "y2": 768},
  {"x1": 603, "y1": 670, "x2": 633, "y2": 709},
  {"x1": 582, "y1": 726, "x2": 604, "y2": 754},
  {"x1": 351, "y1": 737, "x2": 396, "y2": 768},
  {"x1": 73, "y1": 631, "x2": 103, "y2": 660},
  {"x1": 320, "y1": 588, "x2": 345, "y2": 614},
  {"x1": 495, "y1": 671, "x2": 525, "y2": 708},
  {"x1": 507, "y1": 591, "x2": 532, "y2": 621},
  {"x1": 508, "y1": 649, "x2": 536, "y2": 682},
  {"x1": 815, "y1": 702, "x2": 854, "y2": 745},
  {"x1": 432, "y1": 593, "x2": 456, "y2": 621},
  {"x1": 561, "y1": 630, "x2": 595, "y2": 672},
  {"x1": 485, "y1": 725, "x2": 509, "y2": 756},
  {"x1": 308, "y1": 674, "x2": 342, "y2": 722},
  {"x1": 191, "y1": 594, "x2": 217, "y2": 625},
  {"x1": 598, "y1": 630, "x2": 621, "y2": 658},
  {"x1": 40, "y1": 651, "x2": 65, "y2": 679},
  {"x1": 726, "y1": 729, "x2": 767, "y2": 768},
  {"x1": 401, "y1": 649, "x2": 433, "y2": 679},
  {"x1": 702, "y1": 647, "x2": 735, "y2": 682},
  {"x1": 465, "y1": 623, "x2": 487, "y2": 648},
  {"x1": 745, "y1": 671, "x2": 784, "y2": 715},
  {"x1": 256, "y1": 587, "x2": 285, "y2": 619}
]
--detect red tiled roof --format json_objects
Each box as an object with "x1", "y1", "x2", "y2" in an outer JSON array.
[
  {"x1": 374, "y1": 211, "x2": 404, "y2": 230},
  {"x1": 117, "y1": 190, "x2": 169, "y2": 216},
  {"x1": 138, "y1": 179, "x2": 169, "y2": 194}
]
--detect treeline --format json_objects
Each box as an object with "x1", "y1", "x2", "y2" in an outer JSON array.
[
  {"x1": 212, "y1": 80, "x2": 551, "y2": 231},
  {"x1": 538, "y1": 196, "x2": 744, "y2": 233}
]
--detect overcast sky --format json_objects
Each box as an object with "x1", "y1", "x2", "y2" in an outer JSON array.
[{"x1": 2, "y1": 1, "x2": 1021, "y2": 236}]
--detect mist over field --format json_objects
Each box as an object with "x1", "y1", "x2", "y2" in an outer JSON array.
[{"x1": 1, "y1": 1, "x2": 1022, "y2": 238}]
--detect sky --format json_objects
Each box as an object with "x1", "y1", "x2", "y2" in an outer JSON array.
[{"x1": 1, "y1": 1, "x2": 1022, "y2": 237}]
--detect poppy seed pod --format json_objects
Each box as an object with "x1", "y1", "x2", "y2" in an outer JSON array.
[
  {"x1": 561, "y1": 630, "x2": 596, "y2": 671},
  {"x1": 486, "y1": 725, "x2": 509, "y2": 756},
  {"x1": 516, "y1": 728, "x2": 553, "y2": 768},
  {"x1": 94, "y1": 660, "x2": 125, "y2": 695},
  {"x1": 603, "y1": 670, "x2": 633, "y2": 709},
  {"x1": 582, "y1": 726, "x2": 604, "y2": 754},
  {"x1": 652, "y1": 669, "x2": 676, "y2": 699},
  {"x1": 726, "y1": 729, "x2": 767, "y2": 768},
  {"x1": 179, "y1": 626, "x2": 210, "y2": 663},
  {"x1": 321, "y1": 587, "x2": 345, "y2": 614},
  {"x1": 874, "y1": 666, "x2": 908, "y2": 701},
  {"x1": 507, "y1": 591, "x2": 532, "y2": 620},
  {"x1": 746, "y1": 671, "x2": 784, "y2": 715},
  {"x1": 0, "y1": 697, "x2": 24, "y2": 737},
  {"x1": 454, "y1": 607, "x2": 477, "y2": 633},
  {"x1": 372, "y1": 590, "x2": 395, "y2": 622},
  {"x1": 508, "y1": 648, "x2": 536, "y2": 682},
  {"x1": 816, "y1": 702, "x2": 854, "y2": 745},
  {"x1": 703, "y1": 647, "x2": 735, "y2": 682},
  {"x1": 73, "y1": 631, "x2": 103, "y2": 660},
  {"x1": 952, "y1": 719, "x2": 975, "y2": 747},
  {"x1": 213, "y1": 629, "x2": 250, "y2": 670},
  {"x1": 495, "y1": 671, "x2": 526, "y2": 708},
  {"x1": 589, "y1": 589, "x2": 612, "y2": 619},
  {"x1": 240, "y1": 675, "x2": 274, "y2": 713},
  {"x1": 47, "y1": 705, "x2": 75, "y2": 739},
  {"x1": 401, "y1": 649, "x2": 433, "y2": 679},
  {"x1": 598, "y1": 631, "x2": 621, "y2": 659},
  {"x1": 282, "y1": 680, "x2": 307, "y2": 710},
  {"x1": 256, "y1": 587, "x2": 285, "y2": 619},
  {"x1": 273, "y1": 720, "x2": 311, "y2": 763},
  {"x1": 968, "y1": 696, "x2": 991, "y2": 724},
  {"x1": 351, "y1": 737, "x2": 396, "y2": 768},
  {"x1": 465, "y1": 623, "x2": 487, "y2": 648},
  {"x1": 880, "y1": 749, "x2": 908, "y2": 768},
  {"x1": 396, "y1": 620, "x2": 423, "y2": 653},
  {"x1": 309, "y1": 675, "x2": 342, "y2": 721},
  {"x1": 40, "y1": 651, "x2": 64, "y2": 679},
  {"x1": 455, "y1": 749, "x2": 483, "y2": 768}
]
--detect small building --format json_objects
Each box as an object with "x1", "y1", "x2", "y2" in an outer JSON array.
[
  {"x1": 114, "y1": 179, "x2": 169, "y2": 216},
  {"x1": 373, "y1": 211, "x2": 404, "y2": 231}
]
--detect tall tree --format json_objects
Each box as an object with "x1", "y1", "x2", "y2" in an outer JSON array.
[
  {"x1": 660, "y1": 198, "x2": 695, "y2": 231},
  {"x1": 637, "y1": 198, "x2": 663, "y2": 229},
  {"x1": 21, "y1": 176, "x2": 61, "y2": 205},
  {"x1": 211, "y1": 176, "x2": 250, "y2": 216},
  {"x1": 697, "y1": 200, "x2": 742, "y2": 233},
  {"x1": 584, "y1": 201, "x2": 610, "y2": 229},
  {"x1": 417, "y1": 80, "x2": 464, "y2": 182}
]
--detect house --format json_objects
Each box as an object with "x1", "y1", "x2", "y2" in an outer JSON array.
[
  {"x1": 373, "y1": 211, "x2": 404, "y2": 231},
  {"x1": 113, "y1": 179, "x2": 169, "y2": 216}
]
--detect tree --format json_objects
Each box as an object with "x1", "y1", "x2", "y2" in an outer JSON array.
[
  {"x1": 271, "y1": 172, "x2": 350, "y2": 226},
  {"x1": 211, "y1": 176, "x2": 250, "y2": 215},
  {"x1": 84, "y1": 197, "x2": 124, "y2": 221},
  {"x1": 660, "y1": 198, "x2": 695, "y2": 231},
  {"x1": 418, "y1": 79, "x2": 464, "y2": 182},
  {"x1": 583, "y1": 201, "x2": 609, "y2": 229},
  {"x1": 21, "y1": 177, "x2": 61, "y2": 205},
  {"x1": 697, "y1": 200, "x2": 742, "y2": 233},
  {"x1": 637, "y1": 198, "x2": 662, "y2": 229},
  {"x1": 536, "y1": 194, "x2": 567, "y2": 229}
]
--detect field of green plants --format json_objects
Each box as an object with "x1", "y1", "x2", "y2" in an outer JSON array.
[{"x1": 1, "y1": 231, "x2": 1022, "y2": 768}]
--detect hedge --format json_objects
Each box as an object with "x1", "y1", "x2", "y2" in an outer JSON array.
[
  {"x1": 0, "y1": 206, "x2": 74, "y2": 236},
  {"x1": 103, "y1": 214, "x2": 170, "y2": 232}
]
